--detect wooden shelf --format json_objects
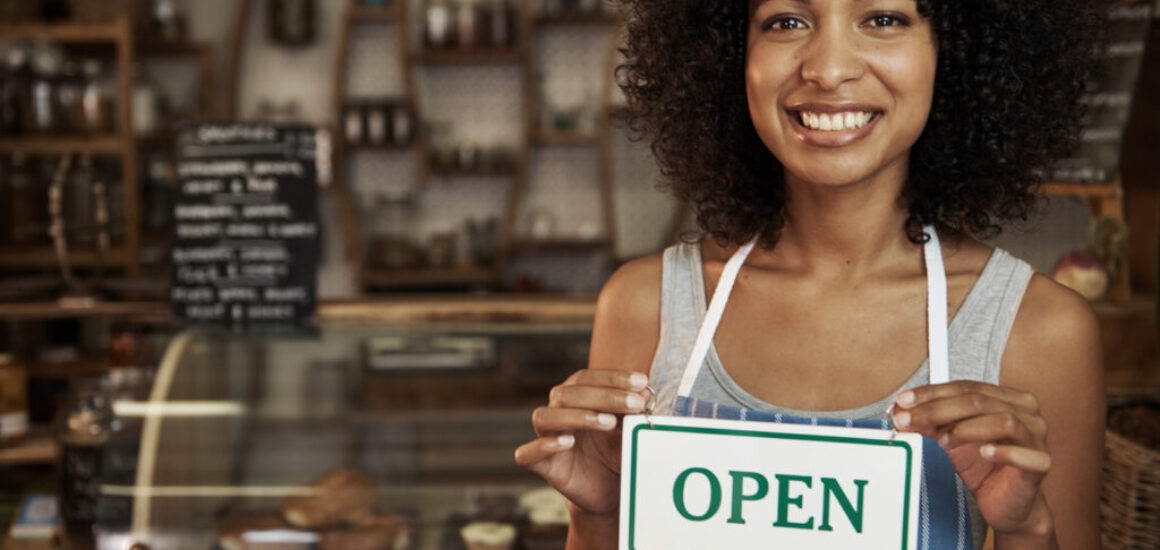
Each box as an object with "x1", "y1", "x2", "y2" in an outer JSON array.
[
  {"x1": 136, "y1": 41, "x2": 212, "y2": 58},
  {"x1": 410, "y1": 48, "x2": 525, "y2": 65},
  {"x1": 28, "y1": 356, "x2": 113, "y2": 379},
  {"x1": 534, "y1": 13, "x2": 620, "y2": 26},
  {"x1": 535, "y1": 131, "x2": 601, "y2": 146},
  {"x1": 0, "y1": 428, "x2": 55, "y2": 467},
  {"x1": 0, "y1": 136, "x2": 127, "y2": 154},
  {"x1": 0, "y1": 300, "x2": 168, "y2": 321},
  {"x1": 0, "y1": 20, "x2": 124, "y2": 42},
  {"x1": 428, "y1": 164, "x2": 519, "y2": 178},
  {"x1": 510, "y1": 238, "x2": 610, "y2": 253},
  {"x1": 348, "y1": 3, "x2": 400, "y2": 22},
  {"x1": 363, "y1": 266, "x2": 497, "y2": 287},
  {"x1": 1042, "y1": 181, "x2": 1122, "y2": 198},
  {"x1": 347, "y1": 141, "x2": 413, "y2": 152},
  {"x1": 0, "y1": 247, "x2": 129, "y2": 269}
]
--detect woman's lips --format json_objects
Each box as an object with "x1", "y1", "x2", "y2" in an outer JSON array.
[{"x1": 786, "y1": 108, "x2": 882, "y2": 148}]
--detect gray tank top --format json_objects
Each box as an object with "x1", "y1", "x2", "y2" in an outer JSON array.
[
  {"x1": 646, "y1": 239, "x2": 1032, "y2": 549},
  {"x1": 648, "y1": 240, "x2": 1035, "y2": 421}
]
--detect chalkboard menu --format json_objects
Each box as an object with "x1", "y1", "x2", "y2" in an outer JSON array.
[
  {"x1": 172, "y1": 124, "x2": 321, "y2": 325},
  {"x1": 1051, "y1": 1, "x2": 1154, "y2": 182}
]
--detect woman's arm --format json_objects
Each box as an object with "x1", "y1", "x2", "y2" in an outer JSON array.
[
  {"x1": 515, "y1": 255, "x2": 664, "y2": 550},
  {"x1": 891, "y1": 273, "x2": 1103, "y2": 549},
  {"x1": 996, "y1": 274, "x2": 1104, "y2": 549}
]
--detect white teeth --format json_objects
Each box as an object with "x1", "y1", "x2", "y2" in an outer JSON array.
[{"x1": 797, "y1": 110, "x2": 876, "y2": 131}]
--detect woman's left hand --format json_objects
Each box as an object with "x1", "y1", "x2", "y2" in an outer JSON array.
[{"x1": 892, "y1": 381, "x2": 1053, "y2": 537}]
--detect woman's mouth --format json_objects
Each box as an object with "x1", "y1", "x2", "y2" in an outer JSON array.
[
  {"x1": 786, "y1": 108, "x2": 883, "y2": 147},
  {"x1": 794, "y1": 110, "x2": 877, "y2": 131}
]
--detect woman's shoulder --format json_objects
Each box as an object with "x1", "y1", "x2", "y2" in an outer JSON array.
[{"x1": 588, "y1": 253, "x2": 667, "y2": 374}]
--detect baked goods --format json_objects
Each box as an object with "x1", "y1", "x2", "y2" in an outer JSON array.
[
  {"x1": 460, "y1": 521, "x2": 517, "y2": 550},
  {"x1": 519, "y1": 487, "x2": 569, "y2": 550},
  {"x1": 318, "y1": 514, "x2": 411, "y2": 550},
  {"x1": 282, "y1": 468, "x2": 378, "y2": 528},
  {"x1": 218, "y1": 512, "x2": 305, "y2": 550}
]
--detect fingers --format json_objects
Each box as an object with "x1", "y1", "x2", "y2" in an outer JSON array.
[
  {"x1": 896, "y1": 381, "x2": 1039, "y2": 414},
  {"x1": 564, "y1": 369, "x2": 650, "y2": 392},
  {"x1": 514, "y1": 434, "x2": 576, "y2": 476},
  {"x1": 980, "y1": 444, "x2": 1052, "y2": 476},
  {"x1": 533, "y1": 406, "x2": 619, "y2": 437},
  {"x1": 939, "y1": 412, "x2": 1046, "y2": 450}
]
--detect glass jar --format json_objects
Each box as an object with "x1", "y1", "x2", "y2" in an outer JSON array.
[
  {"x1": 0, "y1": 354, "x2": 29, "y2": 447},
  {"x1": 391, "y1": 103, "x2": 413, "y2": 146}
]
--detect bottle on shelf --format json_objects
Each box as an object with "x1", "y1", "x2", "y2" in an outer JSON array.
[
  {"x1": 58, "y1": 377, "x2": 111, "y2": 549},
  {"x1": 456, "y1": 0, "x2": 482, "y2": 49},
  {"x1": 81, "y1": 59, "x2": 116, "y2": 136},
  {"x1": 63, "y1": 155, "x2": 96, "y2": 248},
  {"x1": 485, "y1": 0, "x2": 515, "y2": 48},
  {"x1": 2, "y1": 153, "x2": 50, "y2": 245},
  {"x1": 131, "y1": 64, "x2": 160, "y2": 137},
  {"x1": 56, "y1": 59, "x2": 85, "y2": 135},
  {"x1": 1, "y1": 46, "x2": 32, "y2": 135},
  {"x1": 0, "y1": 354, "x2": 29, "y2": 448},
  {"x1": 27, "y1": 40, "x2": 64, "y2": 135},
  {"x1": 426, "y1": 0, "x2": 456, "y2": 49}
]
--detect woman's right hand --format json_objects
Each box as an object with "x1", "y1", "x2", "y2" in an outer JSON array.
[{"x1": 514, "y1": 368, "x2": 651, "y2": 515}]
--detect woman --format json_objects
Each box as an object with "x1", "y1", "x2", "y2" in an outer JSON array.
[{"x1": 515, "y1": 0, "x2": 1105, "y2": 548}]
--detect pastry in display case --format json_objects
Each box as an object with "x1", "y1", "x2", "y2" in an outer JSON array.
[{"x1": 80, "y1": 319, "x2": 589, "y2": 550}]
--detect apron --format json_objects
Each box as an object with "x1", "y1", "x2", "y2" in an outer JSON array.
[{"x1": 667, "y1": 225, "x2": 975, "y2": 550}]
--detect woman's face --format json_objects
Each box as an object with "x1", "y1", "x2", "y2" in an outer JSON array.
[{"x1": 746, "y1": 0, "x2": 937, "y2": 189}]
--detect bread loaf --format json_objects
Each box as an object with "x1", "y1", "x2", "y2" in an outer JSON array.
[{"x1": 283, "y1": 468, "x2": 378, "y2": 528}]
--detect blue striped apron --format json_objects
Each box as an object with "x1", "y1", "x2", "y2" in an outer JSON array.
[{"x1": 666, "y1": 225, "x2": 975, "y2": 550}]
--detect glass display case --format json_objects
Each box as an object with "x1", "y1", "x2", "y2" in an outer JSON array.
[{"x1": 86, "y1": 317, "x2": 590, "y2": 550}]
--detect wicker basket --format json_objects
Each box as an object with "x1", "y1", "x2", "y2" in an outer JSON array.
[{"x1": 1101, "y1": 395, "x2": 1160, "y2": 550}]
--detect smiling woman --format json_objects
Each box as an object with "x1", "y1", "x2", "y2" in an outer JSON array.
[
  {"x1": 516, "y1": 1, "x2": 1106, "y2": 550},
  {"x1": 617, "y1": 0, "x2": 1101, "y2": 245}
]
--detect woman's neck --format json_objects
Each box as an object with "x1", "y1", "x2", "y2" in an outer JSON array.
[{"x1": 772, "y1": 169, "x2": 916, "y2": 279}]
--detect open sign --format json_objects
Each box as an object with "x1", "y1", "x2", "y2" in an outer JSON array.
[{"x1": 619, "y1": 415, "x2": 923, "y2": 550}]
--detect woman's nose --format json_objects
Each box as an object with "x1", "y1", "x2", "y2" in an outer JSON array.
[{"x1": 799, "y1": 26, "x2": 864, "y2": 90}]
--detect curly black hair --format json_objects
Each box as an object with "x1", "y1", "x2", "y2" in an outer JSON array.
[{"x1": 617, "y1": 0, "x2": 1102, "y2": 245}]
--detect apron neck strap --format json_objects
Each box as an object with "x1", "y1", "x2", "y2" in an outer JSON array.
[{"x1": 675, "y1": 225, "x2": 948, "y2": 399}]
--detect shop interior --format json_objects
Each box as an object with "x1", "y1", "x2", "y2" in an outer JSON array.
[{"x1": 0, "y1": 0, "x2": 1158, "y2": 549}]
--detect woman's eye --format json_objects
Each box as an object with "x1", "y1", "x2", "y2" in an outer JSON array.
[
  {"x1": 865, "y1": 13, "x2": 910, "y2": 28},
  {"x1": 763, "y1": 16, "x2": 808, "y2": 31}
]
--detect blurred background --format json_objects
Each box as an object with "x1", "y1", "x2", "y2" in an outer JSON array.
[{"x1": 0, "y1": 1, "x2": 1156, "y2": 549}]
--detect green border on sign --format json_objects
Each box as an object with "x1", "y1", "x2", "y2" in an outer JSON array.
[{"x1": 627, "y1": 423, "x2": 915, "y2": 550}]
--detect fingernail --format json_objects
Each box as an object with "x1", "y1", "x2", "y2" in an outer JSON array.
[
  {"x1": 629, "y1": 373, "x2": 648, "y2": 389},
  {"x1": 939, "y1": 433, "x2": 950, "y2": 448},
  {"x1": 896, "y1": 391, "x2": 915, "y2": 407},
  {"x1": 980, "y1": 444, "x2": 995, "y2": 458},
  {"x1": 626, "y1": 394, "x2": 645, "y2": 411},
  {"x1": 556, "y1": 434, "x2": 575, "y2": 448},
  {"x1": 596, "y1": 413, "x2": 616, "y2": 427},
  {"x1": 894, "y1": 411, "x2": 911, "y2": 428}
]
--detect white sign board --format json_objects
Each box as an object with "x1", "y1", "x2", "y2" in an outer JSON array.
[{"x1": 619, "y1": 415, "x2": 923, "y2": 550}]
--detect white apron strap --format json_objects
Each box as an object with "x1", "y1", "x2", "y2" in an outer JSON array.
[
  {"x1": 675, "y1": 237, "x2": 758, "y2": 397},
  {"x1": 675, "y1": 224, "x2": 949, "y2": 399},
  {"x1": 923, "y1": 225, "x2": 949, "y2": 384}
]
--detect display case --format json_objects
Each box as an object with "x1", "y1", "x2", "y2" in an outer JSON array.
[{"x1": 84, "y1": 317, "x2": 590, "y2": 550}]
